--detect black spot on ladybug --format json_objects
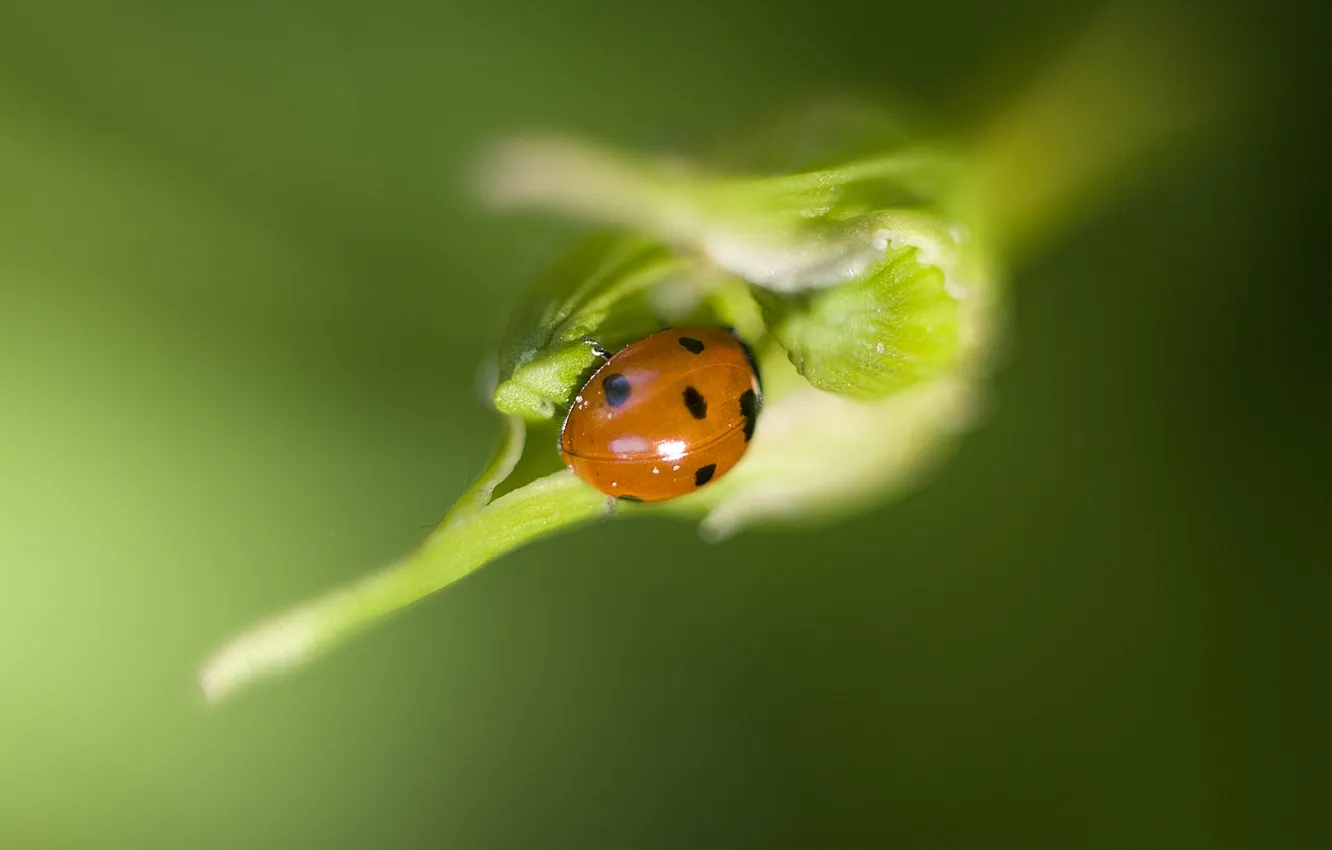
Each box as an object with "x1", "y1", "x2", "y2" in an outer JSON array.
[
  {"x1": 618, "y1": 494, "x2": 643, "y2": 502},
  {"x1": 678, "y1": 336, "x2": 705, "y2": 354},
  {"x1": 683, "y1": 386, "x2": 708, "y2": 420},
  {"x1": 603, "y1": 373, "x2": 632, "y2": 407},
  {"x1": 729, "y1": 329, "x2": 763, "y2": 392},
  {"x1": 694, "y1": 464, "x2": 716, "y2": 487},
  {"x1": 739, "y1": 389, "x2": 758, "y2": 441}
]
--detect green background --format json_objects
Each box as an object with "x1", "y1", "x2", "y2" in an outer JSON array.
[{"x1": 1, "y1": 1, "x2": 1327, "y2": 848}]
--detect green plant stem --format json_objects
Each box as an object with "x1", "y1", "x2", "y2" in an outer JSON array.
[
  {"x1": 199, "y1": 470, "x2": 610, "y2": 702},
  {"x1": 443, "y1": 414, "x2": 526, "y2": 526}
]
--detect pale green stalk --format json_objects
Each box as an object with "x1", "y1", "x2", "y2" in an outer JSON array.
[{"x1": 201, "y1": 469, "x2": 610, "y2": 702}]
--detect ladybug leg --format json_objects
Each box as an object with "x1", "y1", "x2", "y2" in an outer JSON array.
[{"x1": 581, "y1": 336, "x2": 611, "y2": 360}]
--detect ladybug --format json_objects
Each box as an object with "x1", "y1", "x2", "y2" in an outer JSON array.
[{"x1": 560, "y1": 326, "x2": 762, "y2": 502}]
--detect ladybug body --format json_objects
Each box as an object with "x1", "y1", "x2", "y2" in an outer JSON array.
[{"x1": 560, "y1": 326, "x2": 761, "y2": 502}]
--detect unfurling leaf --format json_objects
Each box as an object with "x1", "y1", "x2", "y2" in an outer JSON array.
[
  {"x1": 203, "y1": 5, "x2": 1211, "y2": 698},
  {"x1": 753, "y1": 241, "x2": 959, "y2": 399},
  {"x1": 492, "y1": 233, "x2": 687, "y2": 421}
]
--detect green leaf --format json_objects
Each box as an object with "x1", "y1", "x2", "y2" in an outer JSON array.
[
  {"x1": 755, "y1": 242, "x2": 958, "y2": 399},
  {"x1": 493, "y1": 231, "x2": 688, "y2": 421},
  {"x1": 479, "y1": 134, "x2": 965, "y2": 294}
]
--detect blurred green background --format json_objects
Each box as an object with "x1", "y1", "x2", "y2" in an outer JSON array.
[{"x1": 1, "y1": 1, "x2": 1327, "y2": 848}]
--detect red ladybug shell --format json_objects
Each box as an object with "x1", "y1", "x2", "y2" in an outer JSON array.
[{"x1": 560, "y1": 326, "x2": 761, "y2": 502}]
